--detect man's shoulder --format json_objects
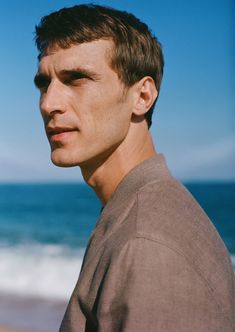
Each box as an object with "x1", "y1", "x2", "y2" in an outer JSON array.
[
  {"x1": 113, "y1": 176, "x2": 227, "y2": 264},
  {"x1": 135, "y1": 177, "x2": 217, "y2": 241},
  {"x1": 110, "y1": 176, "x2": 230, "y2": 269},
  {"x1": 127, "y1": 177, "x2": 233, "y2": 290},
  {"x1": 133, "y1": 177, "x2": 228, "y2": 259}
]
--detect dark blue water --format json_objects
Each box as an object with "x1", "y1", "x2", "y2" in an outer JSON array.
[
  {"x1": 0, "y1": 183, "x2": 101, "y2": 248},
  {"x1": 186, "y1": 182, "x2": 235, "y2": 254},
  {"x1": 0, "y1": 182, "x2": 234, "y2": 254}
]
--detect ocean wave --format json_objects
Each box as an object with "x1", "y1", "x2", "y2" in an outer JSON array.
[
  {"x1": 0, "y1": 243, "x2": 234, "y2": 301},
  {"x1": 0, "y1": 242, "x2": 84, "y2": 300}
]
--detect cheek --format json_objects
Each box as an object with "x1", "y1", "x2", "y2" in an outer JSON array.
[
  {"x1": 73, "y1": 85, "x2": 132, "y2": 140},
  {"x1": 92, "y1": 106, "x2": 131, "y2": 146}
]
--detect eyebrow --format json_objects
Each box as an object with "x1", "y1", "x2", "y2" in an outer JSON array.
[
  {"x1": 34, "y1": 66, "x2": 100, "y2": 89},
  {"x1": 60, "y1": 67, "x2": 100, "y2": 80}
]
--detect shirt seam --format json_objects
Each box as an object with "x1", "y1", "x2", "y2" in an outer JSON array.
[
  {"x1": 135, "y1": 192, "x2": 223, "y2": 313},
  {"x1": 136, "y1": 232, "x2": 223, "y2": 312}
]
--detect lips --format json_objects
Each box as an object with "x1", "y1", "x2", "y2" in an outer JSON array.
[{"x1": 46, "y1": 126, "x2": 77, "y2": 141}]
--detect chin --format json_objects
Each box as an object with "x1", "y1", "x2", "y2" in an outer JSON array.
[
  {"x1": 51, "y1": 150, "x2": 79, "y2": 168},
  {"x1": 51, "y1": 159, "x2": 75, "y2": 168}
]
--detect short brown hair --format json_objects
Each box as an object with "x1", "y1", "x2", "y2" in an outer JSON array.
[{"x1": 35, "y1": 4, "x2": 164, "y2": 127}]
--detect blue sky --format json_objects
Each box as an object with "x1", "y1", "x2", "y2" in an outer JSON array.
[{"x1": 0, "y1": 0, "x2": 234, "y2": 182}]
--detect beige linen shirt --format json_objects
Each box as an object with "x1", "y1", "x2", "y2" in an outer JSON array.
[{"x1": 60, "y1": 155, "x2": 235, "y2": 331}]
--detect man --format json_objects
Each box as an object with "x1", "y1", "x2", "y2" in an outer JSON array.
[{"x1": 34, "y1": 4, "x2": 235, "y2": 331}]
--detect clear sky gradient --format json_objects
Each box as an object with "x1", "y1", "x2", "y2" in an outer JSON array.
[{"x1": 0, "y1": 0, "x2": 234, "y2": 182}]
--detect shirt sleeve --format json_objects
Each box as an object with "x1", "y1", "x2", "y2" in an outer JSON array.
[{"x1": 96, "y1": 237, "x2": 225, "y2": 332}]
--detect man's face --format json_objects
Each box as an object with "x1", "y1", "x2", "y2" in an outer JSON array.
[{"x1": 35, "y1": 40, "x2": 134, "y2": 168}]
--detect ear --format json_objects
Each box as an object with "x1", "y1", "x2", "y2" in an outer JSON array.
[{"x1": 133, "y1": 77, "x2": 158, "y2": 116}]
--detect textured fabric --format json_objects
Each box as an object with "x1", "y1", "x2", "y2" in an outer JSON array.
[{"x1": 60, "y1": 154, "x2": 235, "y2": 331}]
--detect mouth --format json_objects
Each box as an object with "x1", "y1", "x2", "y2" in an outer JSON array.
[{"x1": 46, "y1": 126, "x2": 77, "y2": 142}]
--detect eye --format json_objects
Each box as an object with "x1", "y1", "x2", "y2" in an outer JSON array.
[
  {"x1": 70, "y1": 72, "x2": 86, "y2": 81},
  {"x1": 63, "y1": 71, "x2": 90, "y2": 85},
  {"x1": 34, "y1": 74, "x2": 50, "y2": 92}
]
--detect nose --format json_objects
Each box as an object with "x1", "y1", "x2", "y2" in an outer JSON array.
[{"x1": 40, "y1": 79, "x2": 66, "y2": 117}]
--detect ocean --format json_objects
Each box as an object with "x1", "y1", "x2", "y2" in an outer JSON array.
[{"x1": 0, "y1": 182, "x2": 234, "y2": 331}]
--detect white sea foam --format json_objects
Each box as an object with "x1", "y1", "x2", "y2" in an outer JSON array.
[
  {"x1": 0, "y1": 243, "x2": 234, "y2": 301},
  {"x1": 0, "y1": 243, "x2": 85, "y2": 300}
]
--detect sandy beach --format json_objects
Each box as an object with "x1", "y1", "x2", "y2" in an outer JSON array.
[
  {"x1": 0, "y1": 327, "x2": 27, "y2": 332},
  {"x1": 0, "y1": 293, "x2": 67, "y2": 332},
  {"x1": 0, "y1": 327, "x2": 24, "y2": 332}
]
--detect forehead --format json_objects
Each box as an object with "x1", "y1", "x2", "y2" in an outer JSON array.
[{"x1": 38, "y1": 39, "x2": 114, "y2": 73}]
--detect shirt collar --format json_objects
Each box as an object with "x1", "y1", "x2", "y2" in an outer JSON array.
[{"x1": 100, "y1": 153, "x2": 172, "y2": 220}]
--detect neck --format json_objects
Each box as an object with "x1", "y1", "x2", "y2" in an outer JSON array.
[{"x1": 80, "y1": 120, "x2": 157, "y2": 206}]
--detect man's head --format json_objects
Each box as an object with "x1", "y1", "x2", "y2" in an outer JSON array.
[
  {"x1": 34, "y1": 4, "x2": 164, "y2": 169},
  {"x1": 35, "y1": 4, "x2": 164, "y2": 128}
]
